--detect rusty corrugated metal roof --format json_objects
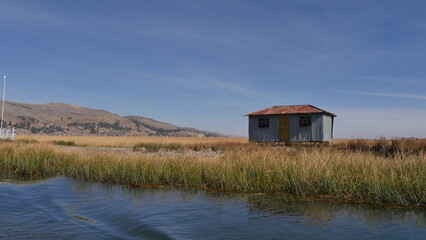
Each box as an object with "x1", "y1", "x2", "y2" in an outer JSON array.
[{"x1": 245, "y1": 105, "x2": 336, "y2": 117}]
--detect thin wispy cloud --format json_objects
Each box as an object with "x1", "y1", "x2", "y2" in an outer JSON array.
[
  {"x1": 362, "y1": 92, "x2": 426, "y2": 100},
  {"x1": 0, "y1": 1, "x2": 86, "y2": 35},
  {"x1": 356, "y1": 76, "x2": 426, "y2": 86},
  {"x1": 47, "y1": 59, "x2": 264, "y2": 99},
  {"x1": 339, "y1": 90, "x2": 426, "y2": 100},
  {"x1": 0, "y1": 1, "x2": 269, "y2": 50}
]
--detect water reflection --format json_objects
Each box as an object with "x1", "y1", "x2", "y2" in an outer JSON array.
[
  {"x1": 244, "y1": 193, "x2": 426, "y2": 227},
  {"x1": 1, "y1": 177, "x2": 425, "y2": 240}
]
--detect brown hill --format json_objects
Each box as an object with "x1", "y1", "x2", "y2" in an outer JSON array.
[{"x1": 1, "y1": 101, "x2": 223, "y2": 137}]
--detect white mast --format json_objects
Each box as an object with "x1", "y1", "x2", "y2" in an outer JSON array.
[{"x1": 1, "y1": 75, "x2": 6, "y2": 130}]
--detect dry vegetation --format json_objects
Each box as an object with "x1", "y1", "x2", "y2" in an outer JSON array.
[
  {"x1": 1, "y1": 136, "x2": 426, "y2": 207},
  {"x1": 336, "y1": 138, "x2": 426, "y2": 156},
  {"x1": 15, "y1": 135, "x2": 248, "y2": 148}
]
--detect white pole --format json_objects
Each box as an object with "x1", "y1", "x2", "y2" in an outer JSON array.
[{"x1": 1, "y1": 75, "x2": 6, "y2": 131}]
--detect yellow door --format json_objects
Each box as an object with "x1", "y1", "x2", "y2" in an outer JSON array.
[{"x1": 279, "y1": 115, "x2": 289, "y2": 141}]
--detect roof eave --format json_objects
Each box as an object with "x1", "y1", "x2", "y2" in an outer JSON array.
[{"x1": 245, "y1": 112, "x2": 337, "y2": 117}]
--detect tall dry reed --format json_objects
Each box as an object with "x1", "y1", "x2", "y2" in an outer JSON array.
[{"x1": 0, "y1": 142, "x2": 425, "y2": 207}]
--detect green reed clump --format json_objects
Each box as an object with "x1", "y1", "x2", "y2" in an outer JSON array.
[
  {"x1": 133, "y1": 143, "x2": 161, "y2": 152},
  {"x1": 0, "y1": 143, "x2": 425, "y2": 207},
  {"x1": 132, "y1": 142, "x2": 246, "y2": 152},
  {"x1": 52, "y1": 140, "x2": 76, "y2": 146},
  {"x1": 0, "y1": 144, "x2": 71, "y2": 177},
  {"x1": 14, "y1": 139, "x2": 39, "y2": 144}
]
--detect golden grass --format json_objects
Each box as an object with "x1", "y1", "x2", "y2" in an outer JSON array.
[
  {"x1": 1, "y1": 140, "x2": 425, "y2": 207},
  {"x1": 15, "y1": 135, "x2": 248, "y2": 148}
]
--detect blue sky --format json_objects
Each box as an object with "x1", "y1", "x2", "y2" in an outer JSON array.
[{"x1": 1, "y1": 0, "x2": 426, "y2": 138}]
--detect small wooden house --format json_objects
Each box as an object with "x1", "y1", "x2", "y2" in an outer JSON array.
[{"x1": 245, "y1": 105, "x2": 336, "y2": 142}]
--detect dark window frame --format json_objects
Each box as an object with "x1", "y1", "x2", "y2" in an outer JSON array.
[
  {"x1": 299, "y1": 115, "x2": 312, "y2": 127},
  {"x1": 258, "y1": 118, "x2": 270, "y2": 128}
]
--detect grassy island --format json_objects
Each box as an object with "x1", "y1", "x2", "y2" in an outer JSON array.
[{"x1": 1, "y1": 136, "x2": 425, "y2": 207}]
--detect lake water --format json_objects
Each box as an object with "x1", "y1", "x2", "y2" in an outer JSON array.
[{"x1": 0, "y1": 177, "x2": 425, "y2": 240}]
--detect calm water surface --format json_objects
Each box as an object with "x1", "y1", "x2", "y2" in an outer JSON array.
[{"x1": 0, "y1": 177, "x2": 425, "y2": 239}]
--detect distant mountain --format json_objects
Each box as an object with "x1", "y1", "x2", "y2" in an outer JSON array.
[{"x1": 0, "y1": 101, "x2": 223, "y2": 137}]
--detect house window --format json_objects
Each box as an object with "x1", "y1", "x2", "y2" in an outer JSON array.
[
  {"x1": 299, "y1": 116, "x2": 311, "y2": 127},
  {"x1": 258, "y1": 118, "x2": 269, "y2": 128}
]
